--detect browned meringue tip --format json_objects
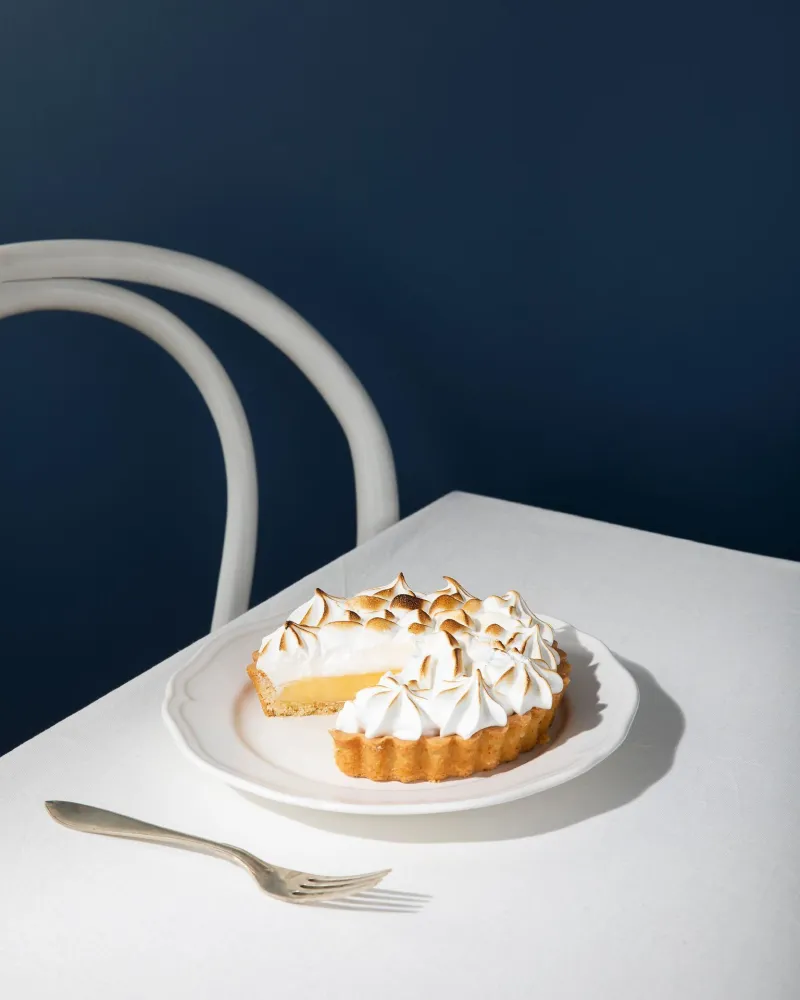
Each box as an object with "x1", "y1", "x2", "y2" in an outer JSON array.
[
  {"x1": 416, "y1": 654, "x2": 433, "y2": 685},
  {"x1": 390, "y1": 593, "x2": 426, "y2": 612},
  {"x1": 443, "y1": 575, "x2": 474, "y2": 598},
  {"x1": 325, "y1": 619, "x2": 363, "y2": 632},
  {"x1": 365, "y1": 617, "x2": 395, "y2": 632},
  {"x1": 428, "y1": 594, "x2": 462, "y2": 615},
  {"x1": 440, "y1": 607, "x2": 471, "y2": 624},
  {"x1": 401, "y1": 608, "x2": 433, "y2": 626},
  {"x1": 272, "y1": 621, "x2": 317, "y2": 652},
  {"x1": 300, "y1": 588, "x2": 362, "y2": 626},
  {"x1": 373, "y1": 571, "x2": 413, "y2": 599},
  {"x1": 439, "y1": 617, "x2": 468, "y2": 634},
  {"x1": 348, "y1": 594, "x2": 387, "y2": 613}
]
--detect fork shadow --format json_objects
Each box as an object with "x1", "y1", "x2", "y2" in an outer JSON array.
[
  {"x1": 240, "y1": 654, "x2": 684, "y2": 843},
  {"x1": 309, "y1": 887, "x2": 431, "y2": 914}
]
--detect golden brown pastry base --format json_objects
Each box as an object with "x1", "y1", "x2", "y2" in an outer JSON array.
[
  {"x1": 331, "y1": 650, "x2": 571, "y2": 782},
  {"x1": 246, "y1": 659, "x2": 343, "y2": 718}
]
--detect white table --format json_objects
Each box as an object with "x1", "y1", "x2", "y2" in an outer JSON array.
[{"x1": 2, "y1": 492, "x2": 798, "y2": 999}]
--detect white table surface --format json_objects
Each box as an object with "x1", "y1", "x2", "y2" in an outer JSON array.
[{"x1": 2, "y1": 492, "x2": 798, "y2": 999}]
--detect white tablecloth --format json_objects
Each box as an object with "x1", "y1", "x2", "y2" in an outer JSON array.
[{"x1": 2, "y1": 492, "x2": 798, "y2": 998}]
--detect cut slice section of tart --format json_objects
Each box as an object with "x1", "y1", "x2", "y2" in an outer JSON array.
[{"x1": 247, "y1": 585, "x2": 418, "y2": 716}]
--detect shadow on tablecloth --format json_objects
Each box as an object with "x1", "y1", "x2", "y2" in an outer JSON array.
[{"x1": 243, "y1": 654, "x2": 685, "y2": 843}]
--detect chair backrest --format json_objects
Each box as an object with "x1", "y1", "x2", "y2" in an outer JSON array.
[{"x1": 0, "y1": 240, "x2": 398, "y2": 630}]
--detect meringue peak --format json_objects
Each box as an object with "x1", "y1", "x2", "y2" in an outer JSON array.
[{"x1": 370, "y1": 572, "x2": 414, "y2": 600}]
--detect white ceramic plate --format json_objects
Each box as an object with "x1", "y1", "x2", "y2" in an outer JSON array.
[{"x1": 163, "y1": 615, "x2": 638, "y2": 815}]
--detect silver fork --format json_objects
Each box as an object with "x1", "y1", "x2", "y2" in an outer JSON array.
[{"x1": 45, "y1": 801, "x2": 390, "y2": 904}]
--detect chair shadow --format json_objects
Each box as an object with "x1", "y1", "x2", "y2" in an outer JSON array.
[{"x1": 239, "y1": 653, "x2": 684, "y2": 843}]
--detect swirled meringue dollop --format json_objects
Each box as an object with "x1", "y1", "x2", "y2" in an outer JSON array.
[
  {"x1": 506, "y1": 623, "x2": 561, "y2": 670},
  {"x1": 335, "y1": 674, "x2": 439, "y2": 740},
  {"x1": 426, "y1": 668, "x2": 508, "y2": 738}
]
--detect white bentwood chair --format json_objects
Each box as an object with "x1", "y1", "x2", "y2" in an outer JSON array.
[{"x1": 0, "y1": 240, "x2": 398, "y2": 630}]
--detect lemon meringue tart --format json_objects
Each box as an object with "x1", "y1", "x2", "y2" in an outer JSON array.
[{"x1": 247, "y1": 574, "x2": 571, "y2": 781}]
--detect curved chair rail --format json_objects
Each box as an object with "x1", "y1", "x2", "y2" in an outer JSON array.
[{"x1": 0, "y1": 240, "x2": 399, "y2": 629}]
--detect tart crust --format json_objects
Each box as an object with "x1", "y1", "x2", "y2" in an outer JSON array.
[{"x1": 330, "y1": 650, "x2": 571, "y2": 782}]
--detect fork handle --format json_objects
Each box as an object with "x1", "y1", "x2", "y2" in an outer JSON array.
[{"x1": 45, "y1": 800, "x2": 258, "y2": 868}]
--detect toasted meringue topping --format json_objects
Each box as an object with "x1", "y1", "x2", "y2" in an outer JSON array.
[{"x1": 258, "y1": 574, "x2": 564, "y2": 737}]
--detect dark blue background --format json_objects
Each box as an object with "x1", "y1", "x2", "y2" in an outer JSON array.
[{"x1": 1, "y1": 1, "x2": 797, "y2": 755}]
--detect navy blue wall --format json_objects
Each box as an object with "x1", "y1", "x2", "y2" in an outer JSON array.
[{"x1": 1, "y1": 1, "x2": 797, "y2": 754}]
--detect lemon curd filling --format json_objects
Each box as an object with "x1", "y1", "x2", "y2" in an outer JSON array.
[{"x1": 274, "y1": 671, "x2": 398, "y2": 706}]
